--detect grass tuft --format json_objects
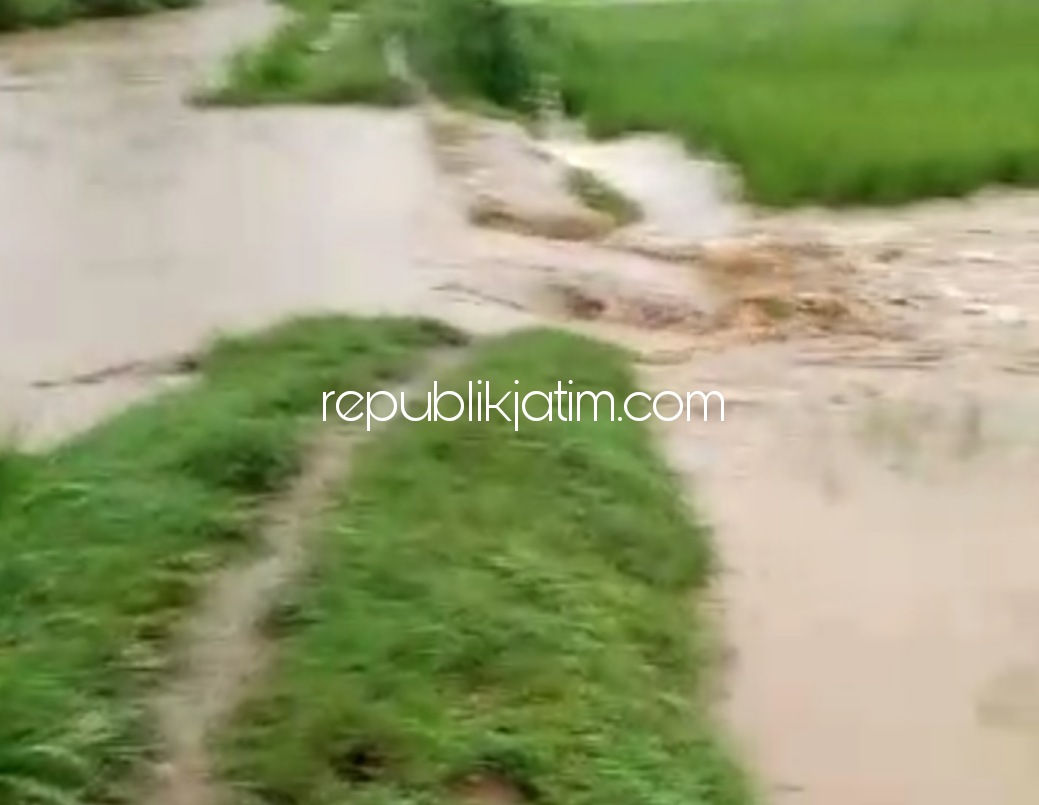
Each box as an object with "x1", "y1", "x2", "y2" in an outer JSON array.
[{"x1": 176, "y1": 417, "x2": 301, "y2": 495}]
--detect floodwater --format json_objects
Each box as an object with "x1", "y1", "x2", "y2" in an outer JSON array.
[
  {"x1": 0, "y1": 0, "x2": 441, "y2": 443},
  {"x1": 655, "y1": 354, "x2": 1039, "y2": 805},
  {"x1": 432, "y1": 126, "x2": 1039, "y2": 805},
  {"x1": 640, "y1": 195, "x2": 1039, "y2": 805},
  {"x1": 544, "y1": 134, "x2": 742, "y2": 243},
  {"x1": 437, "y1": 125, "x2": 1039, "y2": 803}
]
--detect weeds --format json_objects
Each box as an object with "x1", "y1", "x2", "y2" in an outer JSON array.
[{"x1": 175, "y1": 417, "x2": 301, "y2": 495}]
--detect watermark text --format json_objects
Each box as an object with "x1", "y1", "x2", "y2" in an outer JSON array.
[{"x1": 322, "y1": 381, "x2": 724, "y2": 431}]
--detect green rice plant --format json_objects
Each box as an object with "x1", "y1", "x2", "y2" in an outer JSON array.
[{"x1": 546, "y1": 0, "x2": 1039, "y2": 206}]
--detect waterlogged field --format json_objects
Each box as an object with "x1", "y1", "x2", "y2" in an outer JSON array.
[{"x1": 549, "y1": 0, "x2": 1039, "y2": 206}]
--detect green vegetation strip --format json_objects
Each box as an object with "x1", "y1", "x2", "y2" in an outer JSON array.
[
  {"x1": 222, "y1": 329, "x2": 750, "y2": 805},
  {"x1": 200, "y1": 3, "x2": 411, "y2": 107},
  {"x1": 203, "y1": 0, "x2": 565, "y2": 111},
  {"x1": 0, "y1": 0, "x2": 193, "y2": 33},
  {"x1": 0, "y1": 316, "x2": 461, "y2": 804},
  {"x1": 549, "y1": 0, "x2": 1039, "y2": 206}
]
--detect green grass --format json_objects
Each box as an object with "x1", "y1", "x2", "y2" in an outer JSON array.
[
  {"x1": 221, "y1": 329, "x2": 751, "y2": 805},
  {"x1": 547, "y1": 0, "x2": 1039, "y2": 206},
  {"x1": 200, "y1": 4, "x2": 412, "y2": 107},
  {"x1": 0, "y1": 316, "x2": 462, "y2": 805},
  {"x1": 203, "y1": 0, "x2": 566, "y2": 111},
  {"x1": 0, "y1": 0, "x2": 194, "y2": 33}
]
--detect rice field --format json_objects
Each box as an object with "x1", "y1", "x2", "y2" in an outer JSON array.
[{"x1": 547, "y1": 0, "x2": 1039, "y2": 206}]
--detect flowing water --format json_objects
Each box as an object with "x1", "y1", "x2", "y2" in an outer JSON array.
[
  {"x1": 439, "y1": 126, "x2": 1039, "y2": 802},
  {"x1": 642, "y1": 196, "x2": 1039, "y2": 805},
  {"x1": 427, "y1": 120, "x2": 1039, "y2": 804},
  {"x1": 0, "y1": 0, "x2": 442, "y2": 443}
]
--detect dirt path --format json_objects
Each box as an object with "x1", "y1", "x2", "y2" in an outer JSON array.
[
  {"x1": 149, "y1": 428, "x2": 353, "y2": 805},
  {"x1": 146, "y1": 355, "x2": 462, "y2": 805}
]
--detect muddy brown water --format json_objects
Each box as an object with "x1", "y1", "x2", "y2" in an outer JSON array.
[
  {"x1": 639, "y1": 197, "x2": 1039, "y2": 804},
  {"x1": 0, "y1": 0, "x2": 445, "y2": 444},
  {"x1": 436, "y1": 131, "x2": 1039, "y2": 802},
  {"x1": 651, "y1": 353, "x2": 1039, "y2": 805}
]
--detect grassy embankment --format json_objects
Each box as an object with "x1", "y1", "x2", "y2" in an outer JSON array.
[
  {"x1": 203, "y1": 0, "x2": 563, "y2": 110},
  {"x1": 0, "y1": 316, "x2": 460, "y2": 804},
  {"x1": 0, "y1": 0, "x2": 193, "y2": 33},
  {"x1": 200, "y1": 0, "x2": 409, "y2": 106},
  {"x1": 547, "y1": 0, "x2": 1039, "y2": 206},
  {"x1": 219, "y1": 329, "x2": 751, "y2": 805},
  {"x1": 2, "y1": 319, "x2": 750, "y2": 805}
]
